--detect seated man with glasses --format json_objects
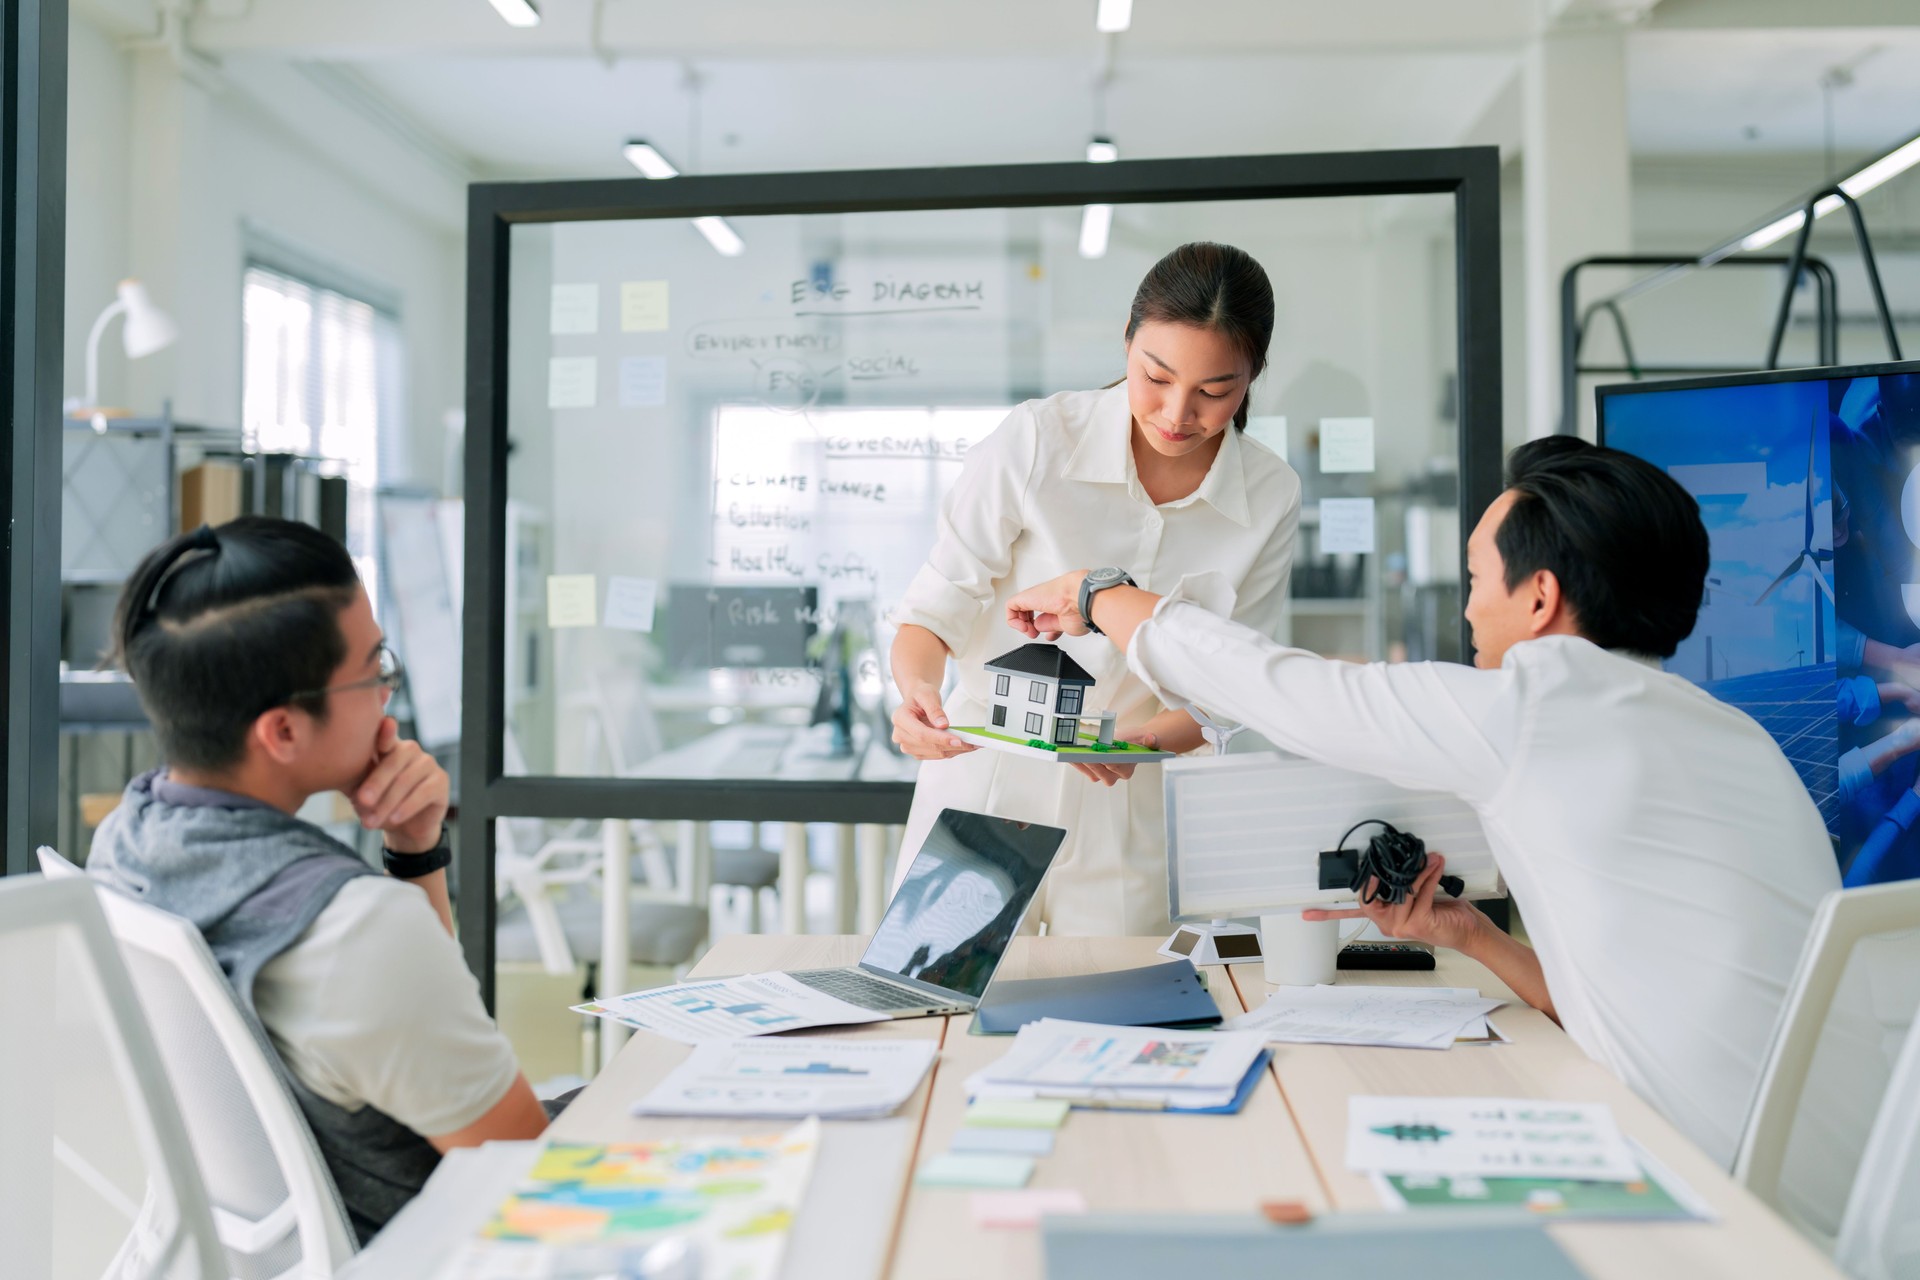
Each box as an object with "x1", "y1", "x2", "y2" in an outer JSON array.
[{"x1": 87, "y1": 517, "x2": 548, "y2": 1242}]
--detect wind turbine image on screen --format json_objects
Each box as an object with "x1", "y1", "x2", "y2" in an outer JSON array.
[{"x1": 1754, "y1": 414, "x2": 1834, "y2": 663}]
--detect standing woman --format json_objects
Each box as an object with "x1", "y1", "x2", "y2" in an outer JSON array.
[{"x1": 886, "y1": 242, "x2": 1301, "y2": 935}]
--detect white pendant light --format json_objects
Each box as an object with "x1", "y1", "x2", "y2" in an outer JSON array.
[
  {"x1": 1086, "y1": 137, "x2": 1119, "y2": 164},
  {"x1": 1079, "y1": 204, "x2": 1113, "y2": 258},
  {"x1": 692, "y1": 216, "x2": 746, "y2": 257},
  {"x1": 487, "y1": 0, "x2": 540, "y2": 28},
  {"x1": 621, "y1": 140, "x2": 679, "y2": 179},
  {"x1": 1095, "y1": 0, "x2": 1132, "y2": 33}
]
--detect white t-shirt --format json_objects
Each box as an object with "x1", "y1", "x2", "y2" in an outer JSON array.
[
  {"x1": 252, "y1": 876, "x2": 521, "y2": 1138},
  {"x1": 1129, "y1": 573, "x2": 1841, "y2": 1168}
]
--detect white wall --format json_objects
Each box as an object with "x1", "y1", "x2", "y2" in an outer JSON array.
[{"x1": 65, "y1": 14, "x2": 464, "y2": 487}]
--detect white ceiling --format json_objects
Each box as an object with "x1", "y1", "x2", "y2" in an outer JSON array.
[
  {"x1": 336, "y1": 51, "x2": 1523, "y2": 181},
  {"x1": 72, "y1": 0, "x2": 1920, "y2": 184},
  {"x1": 1628, "y1": 27, "x2": 1920, "y2": 156}
]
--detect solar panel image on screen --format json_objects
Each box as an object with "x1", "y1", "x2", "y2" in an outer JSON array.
[
  {"x1": 1600, "y1": 364, "x2": 1920, "y2": 889},
  {"x1": 1699, "y1": 665, "x2": 1839, "y2": 826}
]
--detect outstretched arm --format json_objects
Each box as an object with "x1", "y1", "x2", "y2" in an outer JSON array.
[{"x1": 1304, "y1": 855, "x2": 1557, "y2": 1023}]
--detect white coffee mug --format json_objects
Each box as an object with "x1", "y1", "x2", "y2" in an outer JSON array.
[{"x1": 1259, "y1": 912, "x2": 1366, "y2": 986}]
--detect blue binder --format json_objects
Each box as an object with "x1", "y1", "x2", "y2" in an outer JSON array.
[{"x1": 971, "y1": 959, "x2": 1222, "y2": 1035}]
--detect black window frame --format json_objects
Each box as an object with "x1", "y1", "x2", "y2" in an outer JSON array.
[
  {"x1": 458, "y1": 148, "x2": 1505, "y2": 997},
  {"x1": 994, "y1": 672, "x2": 1009, "y2": 697},
  {"x1": 1052, "y1": 717, "x2": 1077, "y2": 746},
  {"x1": 1058, "y1": 687, "x2": 1083, "y2": 716},
  {"x1": 991, "y1": 704, "x2": 1006, "y2": 728},
  {"x1": 1029, "y1": 679, "x2": 1048, "y2": 704},
  {"x1": 1025, "y1": 711, "x2": 1044, "y2": 737}
]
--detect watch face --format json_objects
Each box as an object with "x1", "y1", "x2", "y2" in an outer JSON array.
[{"x1": 1089, "y1": 567, "x2": 1125, "y2": 587}]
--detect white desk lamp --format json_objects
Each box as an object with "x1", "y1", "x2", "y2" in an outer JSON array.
[{"x1": 68, "y1": 278, "x2": 178, "y2": 429}]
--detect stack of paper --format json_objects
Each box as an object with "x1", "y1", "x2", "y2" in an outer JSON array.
[
  {"x1": 574, "y1": 973, "x2": 886, "y2": 1044},
  {"x1": 632, "y1": 1037, "x2": 938, "y2": 1119},
  {"x1": 965, "y1": 1019, "x2": 1270, "y2": 1111},
  {"x1": 1227, "y1": 985, "x2": 1503, "y2": 1050},
  {"x1": 1346, "y1": 1097, "x2": 1642, "y2": 1183}
]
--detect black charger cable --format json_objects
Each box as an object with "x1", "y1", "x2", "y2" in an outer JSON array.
[{"x1": 1319, "y1": 818, "x2": 1465, "y2": 905}]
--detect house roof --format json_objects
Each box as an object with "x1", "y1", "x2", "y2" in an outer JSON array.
[{"x1": 984, "y1": 643, "x2": 1094, "y2": 685}]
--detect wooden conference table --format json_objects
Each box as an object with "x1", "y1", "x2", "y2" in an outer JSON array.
[{"x1": 550, "y1": 933, "x2": 1842, "y2": 1280}]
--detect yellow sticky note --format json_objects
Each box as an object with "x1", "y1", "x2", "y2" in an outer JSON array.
[
  {"x1": 621, "y1": 281, "x2": 670, "y2": 332},
  {"x1": 547, "y1": 575, "x2": 597, "y2": 628}
]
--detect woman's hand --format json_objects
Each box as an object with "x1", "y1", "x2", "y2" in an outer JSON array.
[
  {"x1": 1006, "y1": 571, "x2": 1091, "y2": 640},
  {"x1": 890, "y1": 680, "x2": 977, "y2": 761},
  {"x1": 1300, "y1": 853, "x2": 1486, "y2": 954},
  {"x1": 1069, "y1": 731, "x2": 1158, "y2": 786}
]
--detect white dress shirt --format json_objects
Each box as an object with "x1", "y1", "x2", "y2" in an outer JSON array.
[
  {"x1": 1128, "y1": 574, "x2": 1839, "y2": 1168},
  {"x1": 887, "y1": 385, "x2": 1301, "y2": 935}
]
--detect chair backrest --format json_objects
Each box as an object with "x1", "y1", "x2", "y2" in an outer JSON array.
[
  {"x1": 1835, "y1": 1012, "x2": 1920, "y2": 1280},
  {"x1": 0, "y1": 874, "x2": 225, "y2": 1280},
  {"x1": 1736, "y1": 879, "x2": 1920, "y2": 1232},
  {"x1": 40, "y1": 847, "x2": 358, "y2": 1278}
]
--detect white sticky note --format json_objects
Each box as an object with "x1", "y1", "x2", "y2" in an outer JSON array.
[
  {"x1": 619, "y1": 356, "x2": 667, "y2": 408},
  {"x1": 1246, "y1": 415, "x2": 1288, "y2": 462},
  {"x1": 1319, "y1": 417, "x2": 1376, "y2": 473},
  {"x1": 603, "y1": 576, "x2": 658, "y2": 632},
  {"x1": 547, "y1": 575, "x2": 598, "y2": 628},
  {"x1": 548, "y1": 357, "x2": 597, "y2": 409},
  {"x1": 621, "y1": 281, "x2": 670, "y2": 332},
  {"x1": 1319, "y1": 497, "x2": 1376, "y2": 555},
  {"x1": 550, "y1": 283, "x2": 599, "y2": 335}
]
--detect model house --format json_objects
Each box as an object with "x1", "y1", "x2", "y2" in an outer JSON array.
[{"x1": 984, "y1": 644, "x2": 1095, "y2": 746}]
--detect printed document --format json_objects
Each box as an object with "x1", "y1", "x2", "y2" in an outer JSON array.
[
  {"x1": 1228, "y1": 985, "x2": 1502, "y2": 1050},
  {"x1": 574, "y1": 973, "x2": 886, "y2": 1044},
  {"x1": 979, "y1": 1019, "x2": 1268, "y2": 1094},
  {"x1": 1346, "y1": 1096, "x2": 1642, "y2": 1182},
  {"x1": 634, "y1": 1037, "x2": 938, "y2": 1119}
]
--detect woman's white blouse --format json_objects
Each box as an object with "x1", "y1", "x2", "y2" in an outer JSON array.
[{"x1": 886, "y1": 383, "x2": 1300, "y2": 935}]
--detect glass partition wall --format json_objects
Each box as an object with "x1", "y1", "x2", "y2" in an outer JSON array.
[{"x1": 461, "y1": 153, "x2": 1505, "y2": 999}]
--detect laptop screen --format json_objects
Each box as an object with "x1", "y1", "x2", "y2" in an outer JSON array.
[{"x1": 860, "y1": 808, "x2": 1066, "y2": 999}]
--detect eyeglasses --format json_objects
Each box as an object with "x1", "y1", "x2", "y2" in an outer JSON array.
[{"x1": 287, "y1": 643, "x2": 405, "y2": 704}]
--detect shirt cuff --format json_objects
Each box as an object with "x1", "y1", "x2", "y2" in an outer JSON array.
[
  {"x1": 1887, "y1": 787, "x2": 1920, "y2": 833},
  {"x1": 1839, "y1": 746, "x2": 1873, "y2": 803},
  {"x1": 1125, "y1": 571, "x2": 1238, "y2": 707},
  {"x1": 1839, "y1": 674, "x2": 1883, "y2": 727},
  {"x1": 1838, "y1": 620, "x2": 1867, "y2": 672}
]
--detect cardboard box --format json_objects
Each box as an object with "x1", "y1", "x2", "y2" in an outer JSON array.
[{"x1": 180, "y1": 462, "x2": 243, "y2": 531}]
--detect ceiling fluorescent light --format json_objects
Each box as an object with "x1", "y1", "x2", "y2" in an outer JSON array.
[
  {"x1": 1086, "y1": 137, "x2": 1119, "y2": 164},
  {"x1": 1079, "y1": 204, "x2": 1113, "y2": 258},
  {"x1": 1840, "y1": 134, "x2": 1920, "y2": 200},
  {"x1": 622, "y1": 140, "x2": 679, "y2": 179},
  {"x1": 1741, "y1": 132, "x2": 1920, "y2": 251},
  {"x1": 693, "y1": 216, "x2": 746, "y2": 257},
  {"x1": 487, "y1": 0, "x2": 540, "y2": 28},
  {"x1": 1741, "y1": 195, "x2": 1843, "y2": 252},
  {"x1": 1095, "y1": 0, "x2": 1132, "y2": 33}
]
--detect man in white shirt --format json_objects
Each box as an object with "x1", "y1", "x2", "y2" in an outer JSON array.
[
  {"x1": 89, "y1": 518, "x2": 548, "y2": 1240},
  {"x1": 1006, "y1": 436, "x2": 1840, "y2": 1167}
]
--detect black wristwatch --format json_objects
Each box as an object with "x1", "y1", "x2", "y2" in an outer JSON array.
[
  {"x1": 383, "y1": 823, "x2": 452, "y2": 880},
  {"x1": 1077, "y1": 567, "x2": 1136, "y2": 636}
]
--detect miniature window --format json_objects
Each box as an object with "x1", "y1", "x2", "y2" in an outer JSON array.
[
  {"x1": 1053, "y1": 717, "x2": 1077, "y2": 745},
  {"x1": 1029, "y1": 680, "x2": 1047, "y2": 704},
  {"x1": 995, "y1": 673, "x2": 1010, "y2": 697},
  {"x1": 1058, "y1": 688, "x2": 1083, "y2": 715},
  {"x1": 991, "y1": 705, "x2": 1006, "y2": 727},
  {"x1": 1025, "y1": 712, "x2": 1043, "y2": 735}
]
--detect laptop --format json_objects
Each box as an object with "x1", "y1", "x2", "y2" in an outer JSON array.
[{"x1": 784, "y1": 807, "x2": 1067, "y2": 1018}]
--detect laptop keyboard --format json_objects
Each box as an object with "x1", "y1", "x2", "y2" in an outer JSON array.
[{"x1": 787, "y1": 968, "x2": 940, "y2": 1011}]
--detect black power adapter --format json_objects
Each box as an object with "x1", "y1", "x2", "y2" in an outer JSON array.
[{"x1": 1317, "y1": 819, "x2": 1465, "y2": 905}]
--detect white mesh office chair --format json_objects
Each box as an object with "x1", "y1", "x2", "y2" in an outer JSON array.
[
  {"x1": 0, "y1": 873, "x2": 224, "y2": 1280},
  {"x1": 40, "y1": 847, "x2": 358, "y2": 1280},
  {"x1": 1835, "y1": 1012, "x2": 1920, "y2": 1279},
  {"x1": 1736, "y1": 879, "x2": 1920, "y2": 1243}
]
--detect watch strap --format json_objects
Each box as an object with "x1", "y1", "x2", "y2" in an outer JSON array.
[
  {"x1": 383, "y1": 824, "x2": 452, "y2": 880},
  {"x1": 1078, "y1": 568, "x2": 1136, "y2": 636}
]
